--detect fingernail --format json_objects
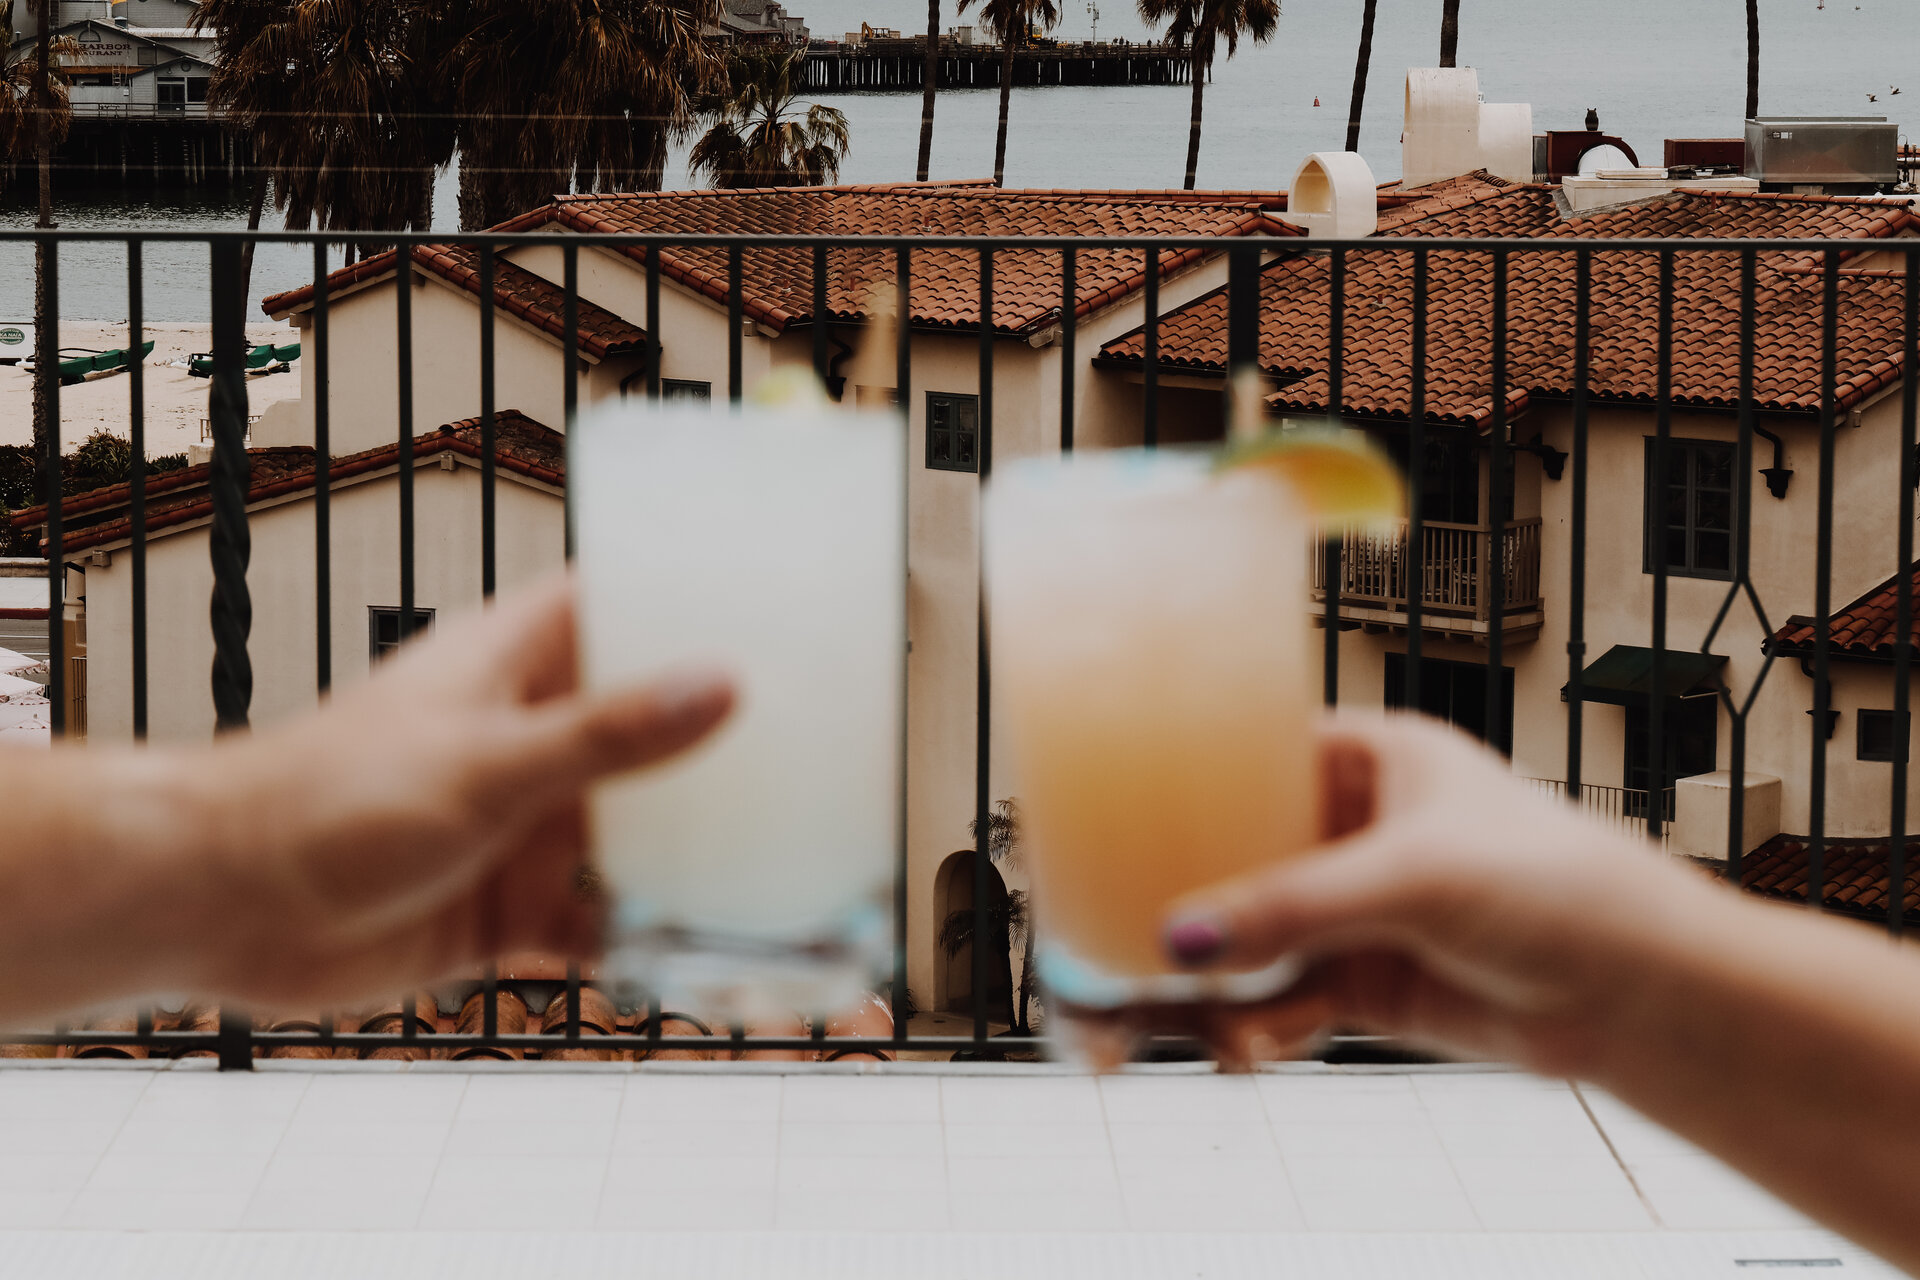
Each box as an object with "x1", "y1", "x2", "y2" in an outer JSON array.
[
  {"x1": 1165, "y1": 915, "x2": 1226, "y2": 967},
  {"x1": 651, "y1": 666, "x2": 736, "y2": 721}
]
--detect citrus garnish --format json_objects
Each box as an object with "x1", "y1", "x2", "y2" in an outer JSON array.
[
  {"x1": 746, "y1": 366, "x2": 833, "y2": 411},
  {"x1": 1217, "y1": 425, "x2": 1406, "y2": 524}
]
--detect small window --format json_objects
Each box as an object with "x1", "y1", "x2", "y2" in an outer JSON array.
[
  {"x1": 926, "y1": 392, "x2": 979, "y2": 473},
  {"x1": 1644, "y1": 438, "x2": 1736, "y2": 580},
  {"x1": 662, "y1": 379, "x2": 712, "y2": 404},
  {"x1": 137, "y1": 45, "x2": 158, "y2": 64},
  {"x1": 186, "y1": 78, "x2": 210, "y2": 103},
  {"x1": 368, "y1": 606, "x2": 435, "y2": 662},
  {"x1": 1859, "y1": 710, "x2": 1910, "y2": 763}
]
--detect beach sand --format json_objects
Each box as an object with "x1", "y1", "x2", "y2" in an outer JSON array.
[{"x1": 0, "y1": 322, "x2": 302, "y2": 458}]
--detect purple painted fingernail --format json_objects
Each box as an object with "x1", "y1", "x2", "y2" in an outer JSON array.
[{"x1": 1165, "y1": 916, "x2": 1226, "y2": 966}]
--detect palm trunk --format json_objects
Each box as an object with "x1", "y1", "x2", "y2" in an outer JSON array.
[
  {"x1": 1439, "y1": 0, "x2": 1459, "y2": 67},
  {"x1": 916, "y1": 0, "x2": 940, "y2": 181},
  {"x1": 237, "y1": 169, "x2": 267, "y2": 308},
  {"x1": 1744, "y1": 0, "x2": 1759, "y2": 120},
  {"x1": 1183, "y1": 35, "x2": 1208, "y2": 191},
  {"x1": 31, "y1": 0, "x2": 55, "y2": 476},
  {"x1": 993, "y1": 32, "x2": 1014, "y2": 186},
  {"x1": 1015, "y1": 929, "x2": 1035, "y2": 1033},
  {"x1": 458, "y1": 154, "x2": 487, "y2": 232},
  {"x1": 1345, "y1": 0, "x2": 1377, "y2": 153}
]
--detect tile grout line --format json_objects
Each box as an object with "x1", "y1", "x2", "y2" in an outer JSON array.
[
  {"x1": 1408, "y1": 1073, "x2": 1487, "y2": 1230},
  {"x1": 409, "y1": 1072, "x2": 471, "y2": 1229},
  {"x1": 590, "y1": 1066, "x2": 631, "y2": 1227},
  {"x1": 1252, "y1": 1075, "x2": 1313, "y2": 1230},
  {"x1": 230, "y1": 1069, "x2": 314, "y2": 1230},
  {"x1": 935, "y1": 1075, "x2": 953, "y2": 1230},
  {"x1": 1570, "y1": 1081, "x2": 1664, "y2": 1229},
  {"x1": 1095, "y1": 1075, "x2": 1128, "y2": 1230},
  {"x1": 52, "y1": 1061, "x2": 160, "y2": 1227}
]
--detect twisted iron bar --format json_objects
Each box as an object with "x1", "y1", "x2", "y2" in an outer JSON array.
[{"x1": 208, "y1": 239, "x2": 253, "y2": 734}]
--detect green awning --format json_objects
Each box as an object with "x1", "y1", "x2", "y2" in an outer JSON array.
[{"x1": 1563, "y1": 645, "x2": 1727, "y2": 706}]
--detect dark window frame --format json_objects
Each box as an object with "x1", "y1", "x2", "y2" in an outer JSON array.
[
  {"x1": 1383, "y1": 653, "x2": 1515, "y2": 756},
  {"x1": 368, "y1": 605, "x2": 436, "y2": 662},
  {"x1": 925, "y1": 391, "x2": 980, "y2": 473},
  {"x1": 661, "y1": 378, "x2": 712, "y2": 404},
  {"x1": 1643, "y1": 437, "x2": 1737, "y2": 581},
  {"x1": 1858, "y1": 709, "x2": 1911, "y2": 763}
]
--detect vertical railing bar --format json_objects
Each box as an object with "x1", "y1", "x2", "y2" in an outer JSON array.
[
  {"x1": 482, "y1": 967, "x2": 498, "y2": 1039},
  {"x1": 728, "y1": 243, "x2": 744, "y2": 404},
  {"x1": 1323, "y1": 247, "x2": 1346, "y2": 706},
  {"x1": 1142, "y1": 246, "x2": 1159, "y2": 448},
  {"x1": 1811, "y1": 249, "x2": 1840, "y2": 909},
  {"x1": 209, "y1": 235, "x2": 253, "y2": 1070},
  {"x1": 479, "y1": 240, "x2": 497, "y2": 599},
  {"x1": 1405, "y1": 248, "x2": 1428, "y2": 710},
  {"x1": 42, "y1": 237, "x2": 61, "y2": 736},
  {"x1": 128, "y1": 239, "x2": 147, "y2": 738},
  {"x1": 313, "y1": 241, "x2": 331, "y2": 693},
  {"x1": 1225, "y1": 244, "x2": 1258, "y2": 434},
  {"x1": 1486, "y1": 250, "x2": 1508, "y2": 750},
  {"x1": 1566, "y1": 247, "x2": 1591, "y2": 795},
  {"x1": 566, "y1": 961, "x2": 581, "y2": 1043},
  {"x1": 645, "y1": 244, "x2": 662, "y2": 400},
  {"x1": 973, "y1": 245, "x2": 994, "y2": 1050},
  {"x1": 893, "y1": 244, "x2": 913, "y2": 1039},
  {"x1": 1728, "y1": 248, "x2": 1759, "y2": 878},
  {"x1": 1890, "y1": 247, "x2": 1918, "y2": 936},
  {"x1": 562, "y1": 243, "x2": 578, "y2": 561},
  {"x1": 397, "y1": 243, "x2": 416, "y2": 651},
  {"x1": 647, "y1": 995, "x2": 662, "y2": 1053},
  {"x1": 402, "y1": 992, "x2": 418, "y2": 1045},
  {"x1": 1060, "y1": 246, "x2": 1076, "y2": 451},
  {"x1": 1648, "y1": 249, "x2": 1673, "y2": 841},
  {"x1": 813, "y1": 243, "x2": 830, "y2": 384}
]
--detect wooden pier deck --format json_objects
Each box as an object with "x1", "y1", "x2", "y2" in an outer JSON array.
[{"x1": 799, "y1": 40, "x2": 1191, "y2": 92}]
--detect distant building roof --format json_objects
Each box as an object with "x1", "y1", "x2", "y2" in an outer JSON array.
[
  {"x1": 1096, "y1": 174, "x2": 1920, "y2": 426},
  {"x1": 264, "y1": 182, "x2": 1299, "y2": 337},
  {"x1": 264, "y1": 245, "x2": 647, "y2": 360},
  {"x1": 10, "y1": 412, "x2": 561, "y2": 556},
  {"x1": 1736, "y1": 834, "x2": 1920, "y2": 923},
  {"x1": 1770, "y1": 563, "x2": 1920, "y2": 662}
]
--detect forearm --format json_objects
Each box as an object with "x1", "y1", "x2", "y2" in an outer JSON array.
[
  {"x1": 0, "y1": 744, "x2": 220, "y2": 1024},
  {"x1": 1592, "y1": 882, "x2": 1920, "y2": 1272}
]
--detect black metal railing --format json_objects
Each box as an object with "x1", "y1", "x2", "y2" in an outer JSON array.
[{"x1": 3, "y1": 227, "x2": 1915, "y2": 1066}]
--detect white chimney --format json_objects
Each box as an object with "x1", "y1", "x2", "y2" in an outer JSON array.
[
  {"x1": 1402, "y1": 68, "x2": 1535, "y2": 189},
  {"x1": 1288, "y1": 152, "x2": 1379, "y2": 239}
]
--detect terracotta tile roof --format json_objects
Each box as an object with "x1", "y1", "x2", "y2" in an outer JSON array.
[
  {"x1": 263, "y1": 184, "x2": 1299, "y2": 338},
  {"x1": 1736, "y1": 834, "x2": 1920, "y2": 922},
  {"x1": 1770, "y1": 563, "x2": 1920, "y2": 660},
  {"x1": 10, "y1": 411, "x2": 562, "y2": 556},
  {"x1": 262, "y1": 246, "x2": 647, "y2": 361},
  {"x1": 1097, "y1": 185, "x2": 1920, "y2": 427}
]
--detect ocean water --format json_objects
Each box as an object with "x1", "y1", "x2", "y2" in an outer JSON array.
[{"x1": 3, "y1": 0, "x2": 1914, "y2": 320}]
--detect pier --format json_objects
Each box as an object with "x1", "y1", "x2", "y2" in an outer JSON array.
[{"x1": 799, "y1": 40, "x2": 1191, "y2": 92}]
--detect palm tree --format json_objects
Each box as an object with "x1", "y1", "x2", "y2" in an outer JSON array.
[
  {"x1": 0, "y1": 3, "x2": 75, "y2": 471},
  {"x1": 448, "y1": 0, "x2": 727, "y2": 231},
  {"x1": 1438, "y1": 0, "x2": 1458, "y2": 67},
  {"x1": 192, "y1": 0, "x2": 283, "y2": 298},
  {"x1": 1744, "y1": 0, "x2": 1759, "y2": 120},
  {"x1": 955, "y1": 0, "x2": 1062, "y2": 187},
  {"x1": 198, "y1": 0, "x2": 453, "y2": 257},
  {"x1": 915, "y1": 0, "x2": 941, "y2": 181},
  {"x1": 1344, "y1": 0, "x2": 1376, "y2": 152},
  {"x1": 938, "y1": 799, "x2": 1038, "y2": 1033},
  {"x1": 690, "y1": 47, "x2": 850, "y2": 188},
  {"x1": 1138, "y1": 0, "x2": 1278, "y2": 190}
]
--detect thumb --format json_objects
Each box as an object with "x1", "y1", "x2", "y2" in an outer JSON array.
[
  {"x1": 489, "y1": 666, "x2": 737, "y2": 802},
  {"x1": 1161, "y1": 818, "x2": 1465, "y2": 973}
]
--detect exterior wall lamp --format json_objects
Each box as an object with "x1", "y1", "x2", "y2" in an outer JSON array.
[
  {"x1": 1513, "y1": 434, "x2": 1567, "y2": 480},
  {"x1": 1753, "y1": 423, "x2": 1792, "y2": 499}
]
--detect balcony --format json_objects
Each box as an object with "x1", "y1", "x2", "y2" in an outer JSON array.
[
  {"x1": 1312, "y1": 518, "x2": 1545, "y2": 642},
  {"x1": 1525, "y1": 777, "x2": 1675, "y2": 851}
]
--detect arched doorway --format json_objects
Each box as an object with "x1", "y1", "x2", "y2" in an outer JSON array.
[{"x1": 933, "y1": 850, "x2": 1014, "y2": 1022}]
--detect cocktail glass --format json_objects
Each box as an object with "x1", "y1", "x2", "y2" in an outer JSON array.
[
  {"x1": 573, "y1": 401, "x2": 904, "y2": 1017},
  {"x1": 985, "y1": 448, "x2": 1318, "y2": 1028}
]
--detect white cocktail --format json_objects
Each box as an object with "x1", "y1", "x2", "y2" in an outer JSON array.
[
  {"x1": 573, "y1": 401, "x2": 904, "y2": 1014},
  {"x1": 986, "y1": 449, "x2": 1318, "y2": 1011}
]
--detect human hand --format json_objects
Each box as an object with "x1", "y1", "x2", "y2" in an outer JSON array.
[
  {"x1": 1136, "y1": 711, "x2": 1731, "y2": 1077},
  {"x1": 182, "y1": 574, "x2": 733, "y2": 1009}
]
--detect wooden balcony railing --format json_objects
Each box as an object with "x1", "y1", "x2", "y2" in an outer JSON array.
[{"x1": 1313, "y1": 518, "x2": 1543, "y2": 624}]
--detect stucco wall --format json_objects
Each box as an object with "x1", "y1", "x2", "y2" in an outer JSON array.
[{"x1": 83, "y1": 461, "x2": 564, "y2": 744}]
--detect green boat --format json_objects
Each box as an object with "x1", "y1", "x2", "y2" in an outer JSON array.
[
  {"x1": 188, "y1": 342, "x2": 299, "y2": 379},
  {"x1": 55, "y1": 340, "x2": 156, "y2": 385}
]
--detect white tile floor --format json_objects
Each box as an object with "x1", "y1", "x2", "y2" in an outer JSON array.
[{"x1": 0, "y1": 1060, "x2": 1898, "y2": 1279}]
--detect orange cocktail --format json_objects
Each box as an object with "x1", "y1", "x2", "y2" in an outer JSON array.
[{"x1": 986, "y1": 449, "x2": 1318, "y2": 1007}]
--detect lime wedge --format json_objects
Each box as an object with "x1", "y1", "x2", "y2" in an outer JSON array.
[{"x1": 1217, "y1": 426, "x2": 1406, "y2": 524}]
